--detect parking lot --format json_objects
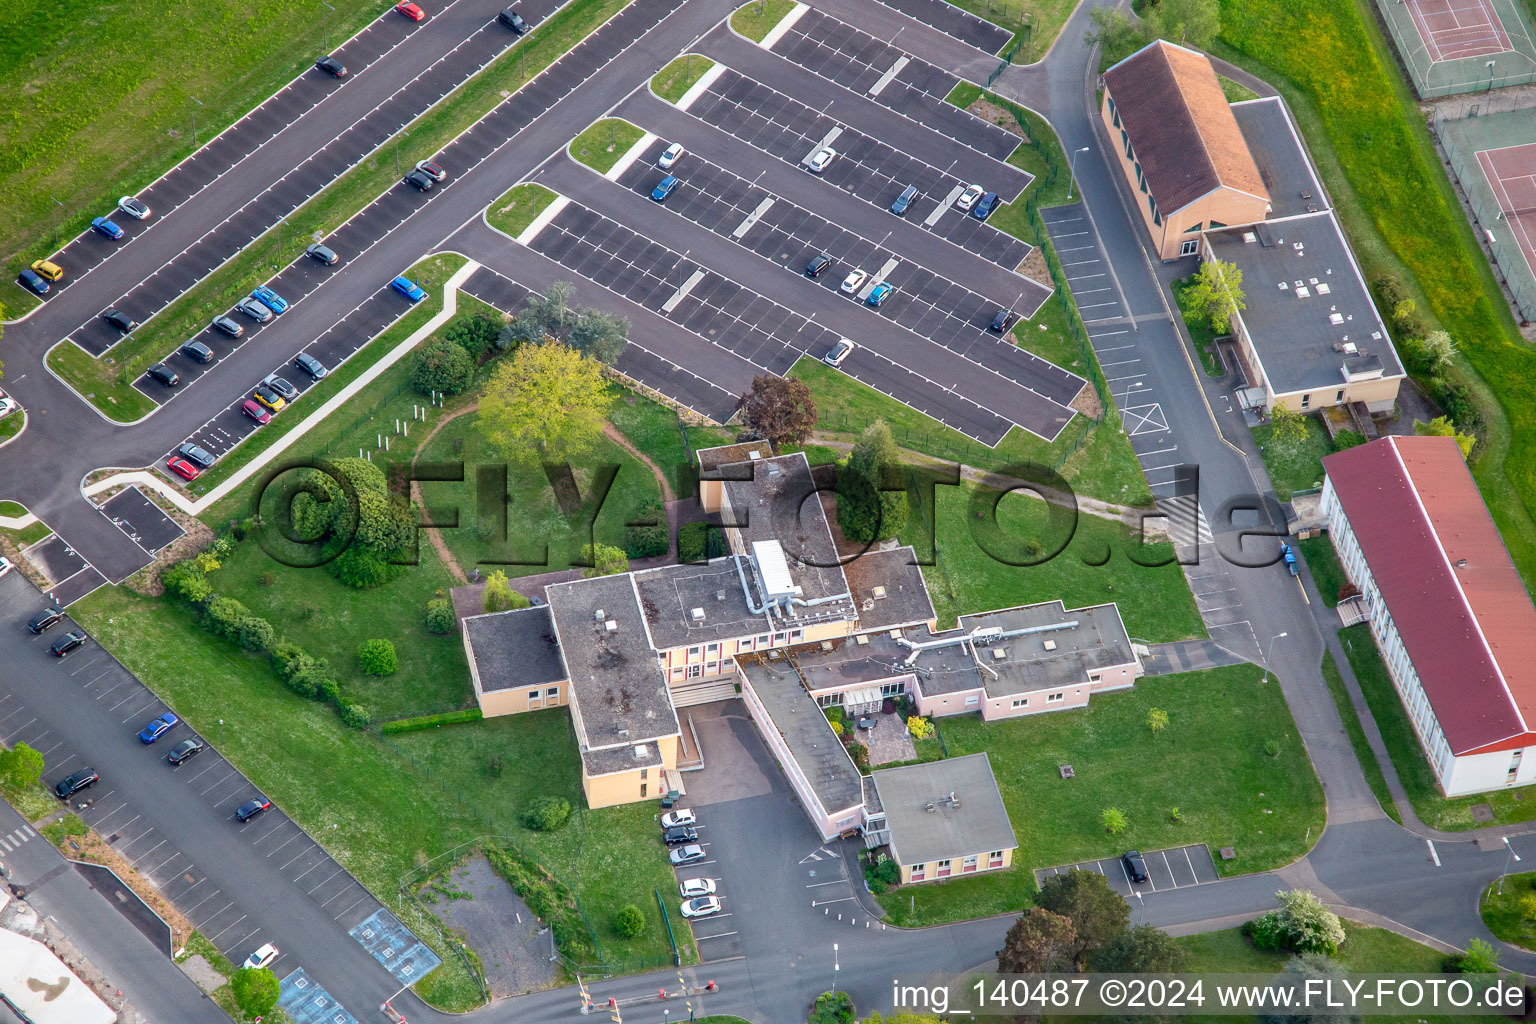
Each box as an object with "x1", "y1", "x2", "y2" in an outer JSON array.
[
  {"x1": 0, "y1": 571, "x2": 393, "y2": 971},
  {"x1": 610, "y1": 140, "x2": 1069, "y2": 397},
  {"x1": 872, "y1": 0, "x2": 1013, "y2": 53},
  {"x1": 97, "y1": 487, "x2": 184, "y2": 558},
  {"x1": 678, "y1": 66, "x2": 1031, "y2": 268},
  {"x1": 1034, "y1": 844, "x2": 1221, "y2": 896}
]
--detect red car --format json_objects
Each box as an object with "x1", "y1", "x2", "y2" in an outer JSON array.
[
  {"x1": 241, "y1": 398, "x2": 272, "y2": 425},
  {"x1": 167, "y1": 456, "x2": 201, "y2": 481},
  {"x1": 396, "y1": 1, "x2": 425, "y2": 19}
]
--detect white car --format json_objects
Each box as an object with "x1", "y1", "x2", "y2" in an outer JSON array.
[
  {"x1": 657, "y1": 142, "x2": 685, "y2": 170},
  {"x1": 0, "y1": 556, "x2": 12, "y2": 578},
  {"x1": 824, "y1": 338, "x2": 855, "y2": 367},
  {"x1": 805, "y1": 146, "x2": 836, "y2": 174},
  {"x1": 661, "y1": 808, "x2": 696, "y2": 828},
  {"x1": 679, "y1": 877, "x2": 716, "y2": 898},
  {"x1": 117, "y1": 196, "x2": 152, "y2": 220},
  {"x1": 0, "y1": 397, "x2": 18, "y2": 418},
  {"x1": 955, "y1": 183, "x2": 985, "y2": 212},
  {"x1": 839, "y1": 269, "x2": 868, "y2": 295},
  {"x1": 243, "y1": 942, "x2": 280, "y2": 970},
  {"x1": 680, "y1": 895, "x2": 722, "y2": 919}
]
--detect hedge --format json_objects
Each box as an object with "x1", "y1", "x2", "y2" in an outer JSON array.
[{"x1": 380, "y1": 709, "x2": 485, "y2": 734}]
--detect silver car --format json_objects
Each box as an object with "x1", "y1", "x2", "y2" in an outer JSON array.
[{"x1": 238, "y1": 297, "x2": 273, "y2": 323}]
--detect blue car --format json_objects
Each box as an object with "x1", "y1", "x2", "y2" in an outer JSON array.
[
  {"x1": 251, "y1": 285, "x2": 288, "y2": 315},
  {"x1": 391, "y1": 275, "x2": 426, "y2": 303},
  {"x1": 865, "y1": 281, "x2": 893, "y2": 307},
  {"x1": 651, "y1": 175, "x2": 679, "y2": 202},
  {"x1": 971, "y1": 192, "x2": 999, "y2": 221},
  {"x1": 138, "y1": 712, "x2": 180, "y2": 744},
  {"x1": 91, "y1": 216, "x2": 124, "y2": 240}
]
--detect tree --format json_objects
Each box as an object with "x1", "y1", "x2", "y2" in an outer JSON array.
[
  {"x1": 567, "y1": 307, "x2": 629, "y2": 364},
  {"x1": 1147, "y1": 707, "x2": 1169, "y2": 736},
  {"x1": 1414, "y1": 415, "x2": 1476, "y2": 459},
  {"x1": 836, "y1": 420, "x2": 908, "y2": 544},
  {"x1": 504, "y1": 281, "x2": 575, "y2": 348},
  {"x1": 339, "y1": 702, "x2": 372, "y2": 729},
  {"x1": 997, "y1": 908, "x2": 1078, "y2": 973},
  {"x1": 1249, "y1": 889, "x2": 1345, "y2": 956},
  {"x1": 741, "y1": 374, "x2": 817, "y2": 446},
  {"x1": 0, "y1": 742, "x2": 45, "y2": 791},
  {"x1": 290, "y1": 458, "x2": 418, "y2": 561},
  {"x1": 524, "y1": 795, "x2": 572, "y2": 831},
  {"x1": 425, "y1": 598, "x2": 456, "y2": 634},
  {"x1": 810, "y1": 991, "x2": 855, "y2": 1024},
  {"x1": 1088, "y1": 923, "x2": 1191, "y2": 972},
  {"x1": 582, "y1": 542, "x2": 629, "y2": 578},
  {"x1": 358, "y1": 639, "x2": 398, "y2": 675},
  {"x1": 613, "y1": 904, "x2": 646, "y2": 938},
  {"x1": 1035, "y1": 869, "x2": 1131, "y2": 968},
  {"x1": 1456, "y1": 938, "x2": 1501, "y2": 974},
  {"x1": 411, "y1": 335, "x2": 475, "y2": 396},
  {"x1": 1086, "y1": 6, "x2": 1151, "y2": 67},
  {"x1": 1268, "y1": 404, "x2": 1310, "y2": 446},
  {"x1": 1405, "y1": 329, "x2": 1456, "y2": 375},
  {"x1": 1184, "y1": 258, "x2": 1246, "y2": 334},
  {"x1": 1144, "y1": 0, "x2": 1220, "y2": 48},
  {"x1": 443, "y1": 308, "x2": 506, "y2": 362},
  {"x1": 481, "y1": 570, "x2": 529, "y2": 613},
  {"x1": 1260, "y1": 953, "x2": 1359, "y2": 1024},
  {"x1": 478, "y1": 341, "x2": 609, "y2": 465},
  {"x1": 1101, "y1": 806, "x2": 1128, "y2": 834},
  {"x1": 231, "y1": 967, "x2": 280, "y2": 1018},
  {"x1": 502, "y1": 282, "x2": 629, "y2": 364}
]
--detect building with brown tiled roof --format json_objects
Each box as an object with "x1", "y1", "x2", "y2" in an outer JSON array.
[{"x1": 1101, "y1": 40, "x2": 1271, "y2": 260}]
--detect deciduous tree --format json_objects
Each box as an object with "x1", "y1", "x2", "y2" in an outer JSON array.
[
  {"x1": 997, "y1": 908, "x2": 1078, "y2": 973},
  {"x1": 478, "y1": 341, "x2": 610, "y2": 465},
  {"x1": 1184, "y1": 258, "x2": 1246, "y2": 334},
  {"x1": 1035, "y1": 869, "x2": 1131, "y2": 968},
  {"x1": 0, "y1": 742, "x2": 45, "y2": 791},
  {"x1": 1086, "y1": 6, "x2": 1150, "y2": 66},
  {"x1": 231, "y1": 967, "x2": 280, "y2": 1017},
  {"x1": 836, "y1": 420, "x2": 908, "y2": 543},
  {"x1": 1414, "y1": 415, "x2": 1476, "y2": 459},
  {"x1": 741, "y1": 374, "x2": 817, "y2": 446},
  {"x1": 1267, "y1": 404, "x2": 1310, "y2": 446},
  {"x1": 1088, "y1": 923, "x2": 1190, "y2": 972},
  {"x1": 411, "y1": 335, "x2": 474, "y2": 396},
  {"x1": 582, "y1": 542, "x2": 629, "y2": 578},
  {"x1": 1147, "y1": 707, "x2": 1169, "y2": 736}
]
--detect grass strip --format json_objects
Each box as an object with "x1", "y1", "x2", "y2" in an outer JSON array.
[
  {"x1": 729, "y1": 0, "x2": 797, "y2": 41},
  {"x1": 651, "y1": 54, "x2": 714, "y2": 103},
  {"x1": 48, "y1": 0, "x2": 635, "y2": 422},
  {"x1": 569, "y1": 119, "x2": 645, "y2": 174},
  {"x1": 1297, "y1": 534, "x2": 1348, "y2": 608},
  {"x1": 1215, "y1": 0, "x2": 1536, "y2": 586},
  {"x1": 1173, "y1": 276, "x2": 1225, "y2": 377},
  {"x1": 485, "y1": 182, "x2": 558, "y2": 238},
  {"x1": 1319, "y1": 648, "x2": 1401, "y2": 825},
  {"x1": 1481, "y1": 871, "x2": 1536, "y2": 951},
  {"x1": 1218, "y1": 75, "x2": 1260, "y2": 103}
]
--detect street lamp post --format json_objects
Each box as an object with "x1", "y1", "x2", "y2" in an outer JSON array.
[
  {"x1": 1487, "y1": 59, "x2": 1497, "y2": 92},
  {"x1": 189, "y1": 95, "x2": 204, "y2": 147},
  {"x1": 1261, "y1": 632, "x2": 1288, "y2": 685},
  {"x1": 49, "y1": 195, "x2": 64, "y2": 251},
  {"x1": 1500, "y1": 836, "x2": 1522, "y2": 894},
  {"x1": 322, "y1": 0, "x2": 336, "y2": 51},
  {"x1": 1067, "y1": 146, "x2": 1090, "y2": 201},
  {"x1": 395, "y1": 129, "x2": 411, "y2": 178},
  {"x1": 833, "y1": 942, "x2": 839, "y2": 995}
]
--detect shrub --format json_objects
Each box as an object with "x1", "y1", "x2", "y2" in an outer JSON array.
[
  {"x1": 829, "y1": 719, "x2": 844, "y2": 737},
  {"x1": 424, "y1": 598, "x2": 456, "y2": 635},
  {"x1": 1455, "y1": 938, "x2": 1501, "y2": 973},
  {"x1": 825, "y1": 706, "x2": 845, "y2": 726},
  {"x1": 1102, "y1": 807, "x2": 1128, "y2": 834},
  {"x1": 1245, "y1": 890, "x2": 1345, "y2": 956},
  {"x1": 339, "y1": 702, "x2": 373, "y2": 730},
  {"x1": 286, "y1": 664, "x2": 330, "y2": 700},
  {"x1": 809, "y1": 991, "x2": 855, "y2": 1024},
  {"x1": 677, "y1": 520, "x2": 726, "y2": 563},
  {"x1": 906, "y1": 715, "x2": 933, "y2": 740},
  {"x1": 358, "y1": 639, "x2": 398, "y2": 676},
  {"x1": 204, "y1": 596, "x2": 250, "y2": 640},
  {"x1": 482, "y1": 570, "x2": 529, "y2": 613},
  {"x1": 328, "y1": 545, "x2": 401, "y2": 590},
  {"x1": 318, "y1": 678, "x2": 341, "y2": 704},
  {"x1": 848, "y1": 742, "x2": 870, "y2": 773},
  {"x1": 524, "y1": 795, "x2": 573, "y2": 832},
  {"x1": 613, "y1": 904, "x2": 646, "y2": 938},
  {"x1": 1332, "y1": 430, "x2": 1366, "y2": 450},
  {"x1": 233, "y1": 615, "x2": 277, "y2": 653},
  {"x1": 162, "y1": 561, "x2": 213, "y2": 604},
  {"x1": 623, "y1": 522, "x2": 669, "y2": 559},
  {"x1": 411, "y1": 335, "x2": 475, "y2": 396}
]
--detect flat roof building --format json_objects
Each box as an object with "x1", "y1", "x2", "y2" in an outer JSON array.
[{"x1": 869, "y1": 754, "x2": 1018, "y2": 884}]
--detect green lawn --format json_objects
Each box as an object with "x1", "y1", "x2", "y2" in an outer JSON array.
[
  {"x1": 1297, "y1": 534, "x2": 1347, "y2": 607},
  {"x1": 1172, "y1": 276, "x2": 1225, "y2": 378},
  {"x1": 651, "y1": 54, "x2": 715, "y2": 104},
  {"x1": 1, "y1": 774, "x2": 58, "y2": 825},
  {"x1": 1215, "y1": 0, "x2": 1536, "y2": 591},
  {"x1": 877, "y1": 664, "x2": 1324, "y2": 925},
  {"x1": 0, "y1": 408, "x2": 23, "y2": 442},
  {"x1": 1481, "y1": 871, "x2": 1536, "y2": 951},
  {"x1": 72, "y1": 585, "x2": 693, "y2": 1007},
  {"x1": 1319, "y1": 648, "x2": 1400, "y2": 825},
  {"x1": 1218, "y1": 75, "x2": 1260, "y2": 104},
  {"x1": 1250, "y1": 415, "x2": 1332, "y2": 500},
  {"x1": 907, "y1": 482, "x2": 1203, "y2": 640},
  {"x1": 729, "y1": 0, "x2": 797, "y2": 41},
  {"x1": 0, "y1": 0, "x2": 397, "y2": 283},
  {"x1": 1339, "y1": 622, "x2": 1536, "y2": 829},
  {"x1": 569, "y1": 119, "x2": 645, "y2": 175},
  {"x1": 486, "y1": 183, "x2": 558, "y2": 239},
  {"x1": 44, "y1": 0, "x2": 632, "y2": 421},
  {"x1": 192, "y1": 253, "x2": 468, "y2": 503}
]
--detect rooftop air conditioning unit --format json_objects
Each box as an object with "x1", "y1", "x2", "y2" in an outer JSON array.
[
  {"x1": 691, "y1": 607, "x2": 706, "y2": 622},
  {"x1": 1043, "y1": 639, "x2": 1057, "y2": 651},
  {"x1": 991, "y1": 648, "x2": 1007, "y2": 660},
  {"x1": 595, "y1": 609, "x2": 606, "y2": 622},
  {"x1": 748, "y1": 450, "x2": 762, "y2": 460},
  {"x1": 871, "y1": 586, "x2": 888, "y2": 600},
  {"x1": 605, "y1": 620, "x2": 618, "y2": 633},
  {"x1": 854, "y1": 634, "x2": 870, "y2": 646},
  {"x1": 634, "y1": 744, "x2": 649, "y2": 758}
]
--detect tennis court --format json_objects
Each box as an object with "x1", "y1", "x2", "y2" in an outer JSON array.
[
  {"x1": 1437, "y1": 107, "x2": 1536, "y2": 322},
  {"x1": 1373, "y1": 0, "x2": 1536, "y2": 96}
]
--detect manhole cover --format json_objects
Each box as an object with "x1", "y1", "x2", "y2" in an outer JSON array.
[{"x1": 1219, "y1": 846, "x2": 1236, "y2": 861}]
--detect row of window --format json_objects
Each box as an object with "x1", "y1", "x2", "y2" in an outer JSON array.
[
  {"x1": 909, "y1": 851, "x2": 1006, "y2": 881},
  {"x1": 1009, "y1": 691, "x2": 1067, "y2": 709},
  {"x1": 527, "y1": 685, "x2": 560, "y2": 708},
  {"x1": 676, "y1": 629, "x2": 806, "y2": 664},
  {"x1": 1296, "y1": 389, "x2": 1346, "y2": 410}
]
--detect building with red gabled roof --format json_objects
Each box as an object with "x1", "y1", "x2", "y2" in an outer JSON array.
[{"x1": 1320, "y1": 434, "x2": 1536, "y2": 796}]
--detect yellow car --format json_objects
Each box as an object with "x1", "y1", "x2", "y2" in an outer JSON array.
[
  {"x1": 31, "y1": 259, "x2": 63, "y2": 281},
  {"x1": 252, "y1": 385, "x2": 286, "y2": 413}
]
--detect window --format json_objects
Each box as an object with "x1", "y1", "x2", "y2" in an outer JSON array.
[
  {"x1": 527, "y1": 688, "x2": 542, "y2": 706},
  {"x1": 1046, "y1": 692, "x2": 1064, "y2": 704},
  {"x1": 671, "y1": 666, "x2": 684, "y2": 681},
  {"x1": 546, "y1": 686, "x2": 560, "y2": 701},
  {"x1": 706, "y1": 643, "x2": 718, "y2": 653},
  {"x1": 936, "y1": 859, "x2": 952, "y2": 878},
  {"x1": 1335, "y1": 389, "x2": 1345, "y2": 403},
  {"x1": 771, "y1": 632, "x2": 787, "y2": 646},
  {"x1": 962, "y1": 855, "x2": 978, "y2": 873},
  {"x1": 1011, "y1": 697, "x2": 1029, "y2": 709},
  {"x1": 988, "y1": 850, "x2": 1005, "y2": 869},
  {"x1": 1510, "y1": 750, "x2": 1523, "y2": 784},
  {"x1": 964, "y1": 695, "x2": 980, "y2": 706},
  {"x1": 1300, "y1": 393, "x2": 1311, "y2": 410},
  {"x1": 1121, "y1": 129, "x2": 1131, "y2": 157},
  {"x1": 818, "y1": 693, "x2": 840, "y2": 708},
  {"x1": 706, "y1": 660, "x2": 720, "y2": 676},
  {"x1": 1209, "y1": 220, "x2": 1227, "y2": 228},
  {"x1": 881, "y1": 681, "x2": 905, "y2": 697},
  {"x1": 739, "y1": 636, "x2": 755, "y2": 651},
  {"x1": 641, "y1": 783, "x2": 647, "y2": 798},
  {"x1": 1180, "y1": 239, "x2": 1199, "y2": 257},
  {"x1": 1184, "y1": 222, "x2": 1203, "y2": 234},
  {"x1": 909, "y1": 864, "x2": 926, "y2": 882}
]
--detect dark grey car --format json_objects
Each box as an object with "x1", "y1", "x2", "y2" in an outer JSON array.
[
  {"x1": 177, "y1": 442, "x2": 216, "y2": 469},
  {"x1": 294, "y1": 353, "x2": 328, "y2": 379}
]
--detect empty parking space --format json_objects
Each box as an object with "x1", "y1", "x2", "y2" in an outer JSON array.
[
  {"x1": 350, "y1": 908, "x2": 444, "y2": 984},
  {"x1": 21, "y1": 534, "x2": 90, "y2": 589},
  {"x1": 764, "y1": 9, "x2": 1022, "y2": 162},
  {"x1": 682, "y1": 67, "x2": 1030, "y2": 265},
  {"x1": 873, "y1": 0, "x2": 1012, "y2": 53},
  {"x1": 1034, "y1": 844, "x2": 1220, "y2": 896},
  {"x1": 97, "y1": 487, "x2": 184, "y2": 556},
  {"x1": 279, "y1": 967, "x2": 362, "y2": 1024}
]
